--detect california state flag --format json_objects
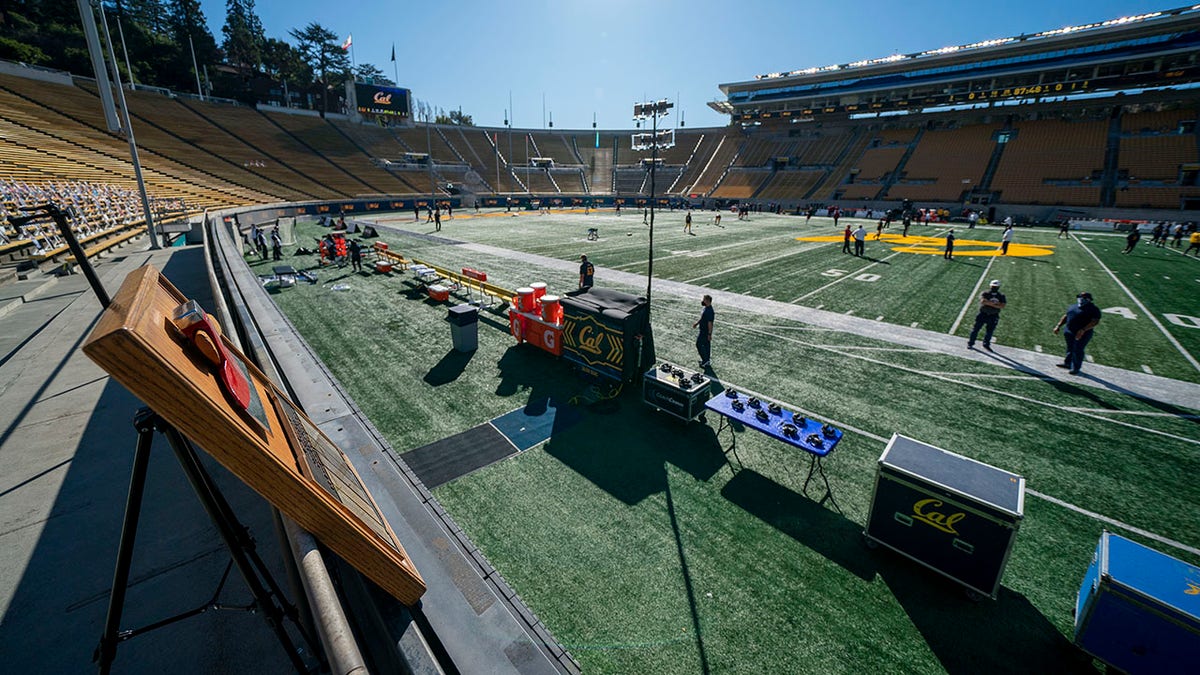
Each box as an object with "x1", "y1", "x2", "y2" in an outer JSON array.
[{"x1": 342, "y1": 34, "x2": 352, "y2": 51}]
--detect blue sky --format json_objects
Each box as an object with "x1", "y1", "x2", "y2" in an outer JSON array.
[{"x1": 199, "y1": 0, "x2": 1173, "y2": 130}]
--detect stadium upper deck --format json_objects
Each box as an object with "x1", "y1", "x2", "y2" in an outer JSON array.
[{"x1": 716, "y1": 5, "x2": 1200, "y2": 121}]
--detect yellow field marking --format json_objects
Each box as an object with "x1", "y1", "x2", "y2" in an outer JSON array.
[{"x1": 796, "y1": 233, "x2": 1055, "y2": 257}]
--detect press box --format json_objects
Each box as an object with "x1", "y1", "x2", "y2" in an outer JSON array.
[
  {"x1": 864, "y1": 434, "x2": 1025, "y2": 599},
  {"x1": 1074, "y1": 531, "x2": 1200, "y2": 674}
]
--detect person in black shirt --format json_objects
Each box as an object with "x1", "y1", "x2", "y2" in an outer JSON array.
[
  {"x1": 1053, "y1": 292, "x2": 1101, "y2": 374},
  {"x1": 348, "y1": 239, "x2": 362, "y2": 272},
  {"x1": 967, "y1": 280, "x2": 1006, "y2": 351},
  {"x1": 944, "y1": 230, "x2": 955, "y2": 259},
  {"x1": 693, "y1": 295, "x2": 714, "y2": 368},
  {"x1": 578, "y1": 255, "x2": 594, "y2": 288},
  {"x1": 1122, "y1": 227, "x2": 1141, "y2": 254}
]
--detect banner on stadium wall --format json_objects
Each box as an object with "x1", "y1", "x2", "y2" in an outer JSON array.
[{"x1": 355, "y1": 83, "x2": 411, "y2": 118}]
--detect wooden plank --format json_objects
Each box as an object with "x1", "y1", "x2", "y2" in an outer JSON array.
[{"x1": 83, "y1": 265, "x2": 426, "y2": 605}]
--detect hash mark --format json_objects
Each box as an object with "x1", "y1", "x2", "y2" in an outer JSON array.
[
  {"x1": 1034, "y1": 345, "x2": 1043, "y2": 353},
  {"x1": 1142, "y1": 365, "x2": 1154, "y2": 374}
]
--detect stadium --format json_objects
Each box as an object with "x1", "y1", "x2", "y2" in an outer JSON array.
[{"x1": 1, "y1": 2, "x2": 1198, "y2": 674}]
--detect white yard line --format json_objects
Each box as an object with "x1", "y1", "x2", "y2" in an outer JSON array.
[
  {"x1": 716, "y1": 319, "x2": 1200, "y2": 447},
  {"x1": 1025, "y1": 489, "x2": 1200, "y2": 557},
  {"x1": 948, "y1": 253, "x2": 998, "y2": 335},
  {"x1": 1073, "y1": 234, "x2": 1200, "y2": 374},
  {"x1": 609, "y1": 231, "x2": 803, "y2": 270},
  {"x1": 932, "y1": 372, "x2": 1057, "y2": 380},
  {"x1": 794, "y1": 251, "x2": 905, "y2": 302},
  {"x1": 719, "y1": 376, "x2": 1200, "y2": 557},
  {"x1": 681, "y1": 243, "x2": 823, "y2": 285},
  {"x1": 1064, "y1": 408, "x2": 1200, "y2": 419}
]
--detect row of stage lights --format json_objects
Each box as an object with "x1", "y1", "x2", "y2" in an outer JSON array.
[{"x1": 752, "y1": 7, "x2": 1189, "y2": 82}]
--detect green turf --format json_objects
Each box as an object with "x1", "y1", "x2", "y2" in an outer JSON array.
[
  {"x1": 269, "y1": 217, "x2": 1200, "y2": 674},
  {"x1": 370, "y1": 211, "x2": 1200, "y2": 381}
]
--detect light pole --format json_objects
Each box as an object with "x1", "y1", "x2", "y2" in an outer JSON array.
[{"x1": 631, "y1": 99, "x2": 674, "y2": 306}]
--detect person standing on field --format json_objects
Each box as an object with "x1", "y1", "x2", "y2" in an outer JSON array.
[
  {"x1": 967, "y1": 280, "x2": 1006, "y2": 351},
  {"x1": 1053, "y1": 292, "x2": 1101, "y2": 375}
]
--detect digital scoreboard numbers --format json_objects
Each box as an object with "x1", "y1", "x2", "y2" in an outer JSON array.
[{"x1": 83, "y1": 266, "x2": 425, "y2": 604}]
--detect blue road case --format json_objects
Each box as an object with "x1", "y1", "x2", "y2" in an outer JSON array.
[
  {"x1": 864, "y1": 434, "x2": 1025, "y2": 599},
  {"x1": 1074, "y1": 531, "x2": 1200, "y2": 674}
]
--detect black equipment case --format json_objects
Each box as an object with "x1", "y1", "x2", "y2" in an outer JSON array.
[{"x1": 864, "y1": 434, "x2": 1025, "y2": 599}]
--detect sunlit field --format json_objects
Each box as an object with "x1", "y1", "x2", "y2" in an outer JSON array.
[{"x1": 265, "y1": 210, "x2": 1199, "y2": 673}]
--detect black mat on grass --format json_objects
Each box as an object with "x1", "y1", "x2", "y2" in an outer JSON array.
[{"x1": 401, "y1": 424, "x2": 517, "y2": 489}]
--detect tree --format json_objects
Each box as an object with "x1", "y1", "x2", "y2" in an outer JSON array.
[
  {"x1": 165, "y1": 0, "x2": 218, "y2": 94},
  {"x1": 288, "y1": 22, "x2": 349, "y2": 117},
  {"x1": 353, "y1": 63, "x2": 393, "y2": 86},
  {"x1": 221, "y1": 0, "x2": 265, "y2": 71},
  {"x1": 435, "y1": 109, "x2": 474, "y2": 126},
  {"x1": 262, "y1": 37, "x2": 309, "y2": 86}
]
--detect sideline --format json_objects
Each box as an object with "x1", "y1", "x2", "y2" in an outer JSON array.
[{"x1": 713, "y1": 376, "x2": 1200, "y2": 558}]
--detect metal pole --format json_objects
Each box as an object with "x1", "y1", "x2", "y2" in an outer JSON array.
[
  {"x1": 44, "y1": 204, "x2": 112, "y2": 306},
  {"x1": 188, "y1": 35, "x2": 203, "y2": 101},
  {"x1": 508, "y1": 92, "x2": 514, "y2": 196},
  {"x1": 99, "y1": 3, "x2": 160, "y2": 249},
  {"x1": 648, "y1": 111, "x2": 656, "y2": 304},
  {"x1": 426, "y1": 122, "x2": 434, "y2": 207},
  {"x1": 94, "y1": 409, "x2": 157, "y2": 675},
  {"x1": 117, "y1": 14, "x2": 134, "y2": 85}
]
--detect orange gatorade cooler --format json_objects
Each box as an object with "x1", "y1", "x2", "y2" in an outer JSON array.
[
  {"x1": 530, "y1": 282, "x2": 547, "y2": 301},
  {"x1": 541, "y1": 295, "x2": 562, "y2": 324},
  {"x1": 508, "y1": 309, "x2": 526, "y2": 342},
  {"x1": 516, "y1": 287, "x2": 536, "y2": 313}
]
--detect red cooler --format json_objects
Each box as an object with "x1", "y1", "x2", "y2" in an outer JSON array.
[
  {"x1": 525, "y1": 319, "x2": 563, "y2": 356},
  {"x1": 516, "y1": 287, "x2": 536, "y2": 313},
  {"x1": 541, "y1": 295, "x2": 562, "y2": 325},
  {"x1": 509, "y1": 309, "x2": 526, "y2": 342}
]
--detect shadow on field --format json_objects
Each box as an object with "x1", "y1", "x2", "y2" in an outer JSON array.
[
  {"x1": 721, "y1": 470, "x2": 876, "y2": 581},
  {"x1": 879, "y1": 566, "x2": 1090, "y2": 674},
  {"x1": 423, "y1": 349, "x2": 473, "y2": 386},
  {"x1": 981, "y1": 351, "x2": 1200, "y2": 423},
  {"x1": 542, "y1": 400, "x2": 725, "y2": 505}
]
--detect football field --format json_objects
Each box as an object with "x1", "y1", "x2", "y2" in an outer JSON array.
[{"x1": 265, "y1": 211, "x2": 1200, "y2": 673}]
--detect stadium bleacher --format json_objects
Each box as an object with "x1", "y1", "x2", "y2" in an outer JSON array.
[{"x1": 0, "y1": 56, "x2": 1196, "y2": 234}]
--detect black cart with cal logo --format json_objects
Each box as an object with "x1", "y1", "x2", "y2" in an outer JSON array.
[{"x1": 864, "y1": 434, "x2": 1025, "y2": 600}]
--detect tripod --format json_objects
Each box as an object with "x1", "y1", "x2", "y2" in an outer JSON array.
[{"x1": 93, "y1": 408, "x2": 317, "y2": 674}]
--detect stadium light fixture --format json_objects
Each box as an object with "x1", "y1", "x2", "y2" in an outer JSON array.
[{"x1": 631, "y1": 99, "x2": 674, "y2": 307}]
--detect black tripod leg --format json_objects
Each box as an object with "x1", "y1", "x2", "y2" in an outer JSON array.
[
  {"x1": 160, "y1": 425, "x2": 310, "y2": 673},
  {"x1": 174, "y1": 428, "x2": 318, "y2": 652},
  {"x1": 94, "y1": 408, "x2": 158, "y2": 675}
]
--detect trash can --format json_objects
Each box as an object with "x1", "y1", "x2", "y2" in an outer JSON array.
[{"x1": 448, "y1": 304, "x2": 479, "y2": 352}]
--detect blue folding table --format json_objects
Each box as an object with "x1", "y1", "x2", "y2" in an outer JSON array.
[{"x1": 705, "y1": 390, "x2": 844, "y2": 511}]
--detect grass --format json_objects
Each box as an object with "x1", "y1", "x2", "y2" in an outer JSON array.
[{"x1": 267, "y1": 214, "x2": 1200, "y2": 674}]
